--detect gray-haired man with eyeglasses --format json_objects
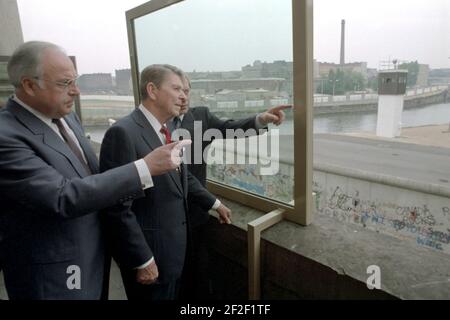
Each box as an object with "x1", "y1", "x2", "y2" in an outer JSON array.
[{"x1": 0, "y1": 41, "x2": 187, "y2": 300}]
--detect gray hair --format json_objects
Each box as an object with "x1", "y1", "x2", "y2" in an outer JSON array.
[
  {"x1": 183, "y1": 73, "x2": 191, "y2": 89},
  {"x1": 7, "y1": 41, "x2": 65, "y2": 88},
  {"x1": 140, "y1": 64, "x2": 185, "y2": 101}
]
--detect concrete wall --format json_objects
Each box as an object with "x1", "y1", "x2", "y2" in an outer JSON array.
[
  {"x1": 0, "y1": 0, "x2": 24, "y2": 55},
  {"x1": 314, "y1": 169, "x2": 450, "y2": 253},
  {"x1": 207, "y1": 141, "x2": 450, "y2": 255}
]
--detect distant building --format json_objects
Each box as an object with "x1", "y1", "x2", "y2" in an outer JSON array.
[
  {"x1": 196, "y1": 87, "x2": 290, "y2": 111},
  {"x1": 416, "y1": 64, "x2": 430, "y2": 87},
  {"x1": 0, "y1": 0, "x2": 23, "y2": 106},
  {"x1": 313, "y1": 59, "x2": 320, "y2": 79},
  {"x1": 115, "y1": 69, "x2": 132, "y2": 95},
  {"x1": 318, "y1": 61, "x2": 368, "y2": 79},
  {"x1": 191, "y1": 78, "x2": 285, "y2": 95},
  {"x1": 78, "y1": 73, "x2": 113, "y2": 94},
  {"x1": 367, "y1": 68, "x2": 378, "y2": 79},
  {"x1": 313, "y1": 61, "x2": 370, "y2": 93},
  {"x1": 242, "y1": 60, "x2": 293, "y2": 81},
  {"x1": 241, "y1": 61, "x2": 262, "y2": 79},
  {"x1": 0, "y1": 58, "x2": 14, "y2": 107},
  {"x1": 189, "y1": 77, "x2": 290, "y2": 110},
  {"x1": 187, "y1": 70, "x2": 241, "y2": 80}
]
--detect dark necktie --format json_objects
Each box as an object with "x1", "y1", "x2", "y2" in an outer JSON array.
[
  {"x1": 168, "y1": 116, "x2": 181, "y2": 133},
  {"x1": 53, "y1": 118, "x2": 92, "y2": 175},
  {"x1": 160, "y1": 126, "x2": 172, "y2": 144},
  {"x1": 160, "y1": 125, "x2": 183, "y2": 176}
]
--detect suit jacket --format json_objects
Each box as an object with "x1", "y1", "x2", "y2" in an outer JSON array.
[
  {"x1": 181, "y1": 107, "x2": 261, "y2": 227},
  {"x1": 99, "y1": 108, "x2": 215, "y2": 283},
  {"x1": 0, "y1": 99, "x2": 145, "y2": 300}
]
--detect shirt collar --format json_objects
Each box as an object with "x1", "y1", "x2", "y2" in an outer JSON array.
[
  {"x1": 138, "y1": 104, "x2": 166, "y2": 138},
  {"x1": 12, "y1": 95, "x2": 54, "y2": 128}
]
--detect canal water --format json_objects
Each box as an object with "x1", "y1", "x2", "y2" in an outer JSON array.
[{"x1": 87, "y1": 102, "x2": 450, "y2": 143}]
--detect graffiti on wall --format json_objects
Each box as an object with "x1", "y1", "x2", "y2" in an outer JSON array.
[
  {"x1": 207, "y1": 161, "x2": 450, "y2": 254},
  {"x1": 315, "y1": 182, "x2": 450, "y2": 253},
  {"x1": 208, "y1": 163, "x2": 293, "y2": 203}
]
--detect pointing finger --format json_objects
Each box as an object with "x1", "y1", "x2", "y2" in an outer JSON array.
[
  {"x1": 173, "y1": 139, "x2": 192, "y2": 151},
  {"x1": 271, "y1": 105, "x2": 292, "y2": 112},
  {"x1": 166, "y1": 139, "x2": 192, "y2": 150}
]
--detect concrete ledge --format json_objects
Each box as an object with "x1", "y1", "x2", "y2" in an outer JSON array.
[
  {"x1": 208, "y1": 198, "x2": 450, "y2": 299},
  {"x1": 2, "y1": 198, "x2": 448, "y2": 300}
]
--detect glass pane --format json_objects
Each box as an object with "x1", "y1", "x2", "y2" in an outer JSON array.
[
  {"x1": 78, "y1": 74, "x2": 135, "y2": 142},
  {"x1": 313, "y1": 0, "x2": 450, "y2": 253},
  {"x1": 134, "y1": 0, "x2": 295, "y2": 205}
]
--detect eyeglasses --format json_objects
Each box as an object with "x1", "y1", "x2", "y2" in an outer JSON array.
[{"x1": 33, "y1": 76, "x2": 79, "y2": 90}]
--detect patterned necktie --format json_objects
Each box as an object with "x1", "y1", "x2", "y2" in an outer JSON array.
[
  {"x1": 160, "y1": 126, "x2": 172, "y2": 144},
  {"x1": 52, "y1": 118, "x2": 92, "y2": 175}
]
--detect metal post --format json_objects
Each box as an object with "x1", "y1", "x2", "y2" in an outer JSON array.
[{"x1": 248, "y1": 209, "x2": 285, "y2": 300}]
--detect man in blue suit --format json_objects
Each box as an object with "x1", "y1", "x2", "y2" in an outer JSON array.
[
  {"x1": 99, "y1": 64, "x2": 231, "y2": 300},
  {"x1": 0, "y1": 42, "x2": 184, "y2": 300}
]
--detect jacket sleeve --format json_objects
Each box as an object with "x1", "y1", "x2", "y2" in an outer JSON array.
[
  {"x1": 99, "y1": 124, "x2": 153, "y2": 269},
  {"x1": 0, "y1": 132, "x2": 145, "y2": 220},
  {"x1": 201, "y1": 107, "x2": 265, "y2": 134},
  {"x1": 187, "y1": 169, "x2": 216, "y2": 210}
]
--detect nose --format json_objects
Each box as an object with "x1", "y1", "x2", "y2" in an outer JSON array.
[
  {"x1": 69, "y1": 84, "x2": 81, "y2": 96},
  {"x1": 180, "y1": 91, "x2": 187, "y2": 102}
]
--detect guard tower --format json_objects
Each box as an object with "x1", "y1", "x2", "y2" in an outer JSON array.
[{"x1": 376, "y1": 70, "x2": 408, "y2": 138}]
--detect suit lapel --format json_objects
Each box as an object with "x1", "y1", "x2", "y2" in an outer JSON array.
[
  {"x1": 132, "y1": 109, "x2": 184, "y2": 194},
  {"x1": 180, "y1": 110, "x2": 195, "y2": 132},
  {"x1": 7, "y1": 100, "x2": 88, "y2": 177},
  {"x1": 181, "y1": 110, "x2": 203, "y2": 168}
]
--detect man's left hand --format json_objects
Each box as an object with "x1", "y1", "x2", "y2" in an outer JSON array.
[{"x1": 258, "y1": 105, "x2": 292, "y2": 126}]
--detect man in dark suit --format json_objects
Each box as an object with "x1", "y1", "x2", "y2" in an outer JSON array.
[
  {"x1": 173, "y1": 74, "x2": 290, "y2": 299},
  {"x1": 0, "y1": 42, "x2": 184, "y2": 300},
  {"x1": 99, "y1": 64, "x2": 231, "y2": 300}
]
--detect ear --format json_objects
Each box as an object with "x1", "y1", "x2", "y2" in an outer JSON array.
[
  {"x1": 21, "y1": 78, "x2": 37, "y2": 97},
  {"x1": 146, "y1": 82, "x2": 158, "y2": 101}
]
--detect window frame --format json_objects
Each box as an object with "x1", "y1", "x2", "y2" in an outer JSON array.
[{"x1": 126, "y1": 0, "x2": 313, "y2": 225}]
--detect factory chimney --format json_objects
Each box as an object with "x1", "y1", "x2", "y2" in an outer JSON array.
[{"x1": 340, "y1": 19, "x2": 345, "y2": 65}]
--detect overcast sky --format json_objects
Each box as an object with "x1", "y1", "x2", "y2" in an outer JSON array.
[{"x1": 17, "y1": 0, "x2": 450, "y2": 75}]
